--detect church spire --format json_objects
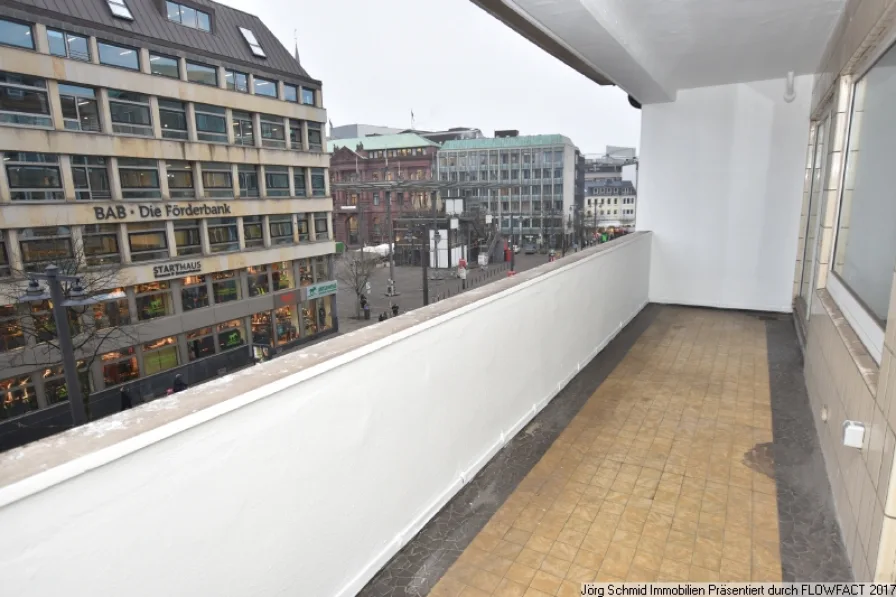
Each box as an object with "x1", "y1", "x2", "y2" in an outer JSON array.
[{"x1": 293, "y1": 29, "x2": 300, "y2": 64}]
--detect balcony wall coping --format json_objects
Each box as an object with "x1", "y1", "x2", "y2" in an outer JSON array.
[{"x1": 0, "y1": 232, "x2": 650, "y2": 503}]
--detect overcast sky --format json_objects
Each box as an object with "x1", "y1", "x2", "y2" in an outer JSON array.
[{"x1": 221, "y1": 0, "x2": 641, "y2": 154}]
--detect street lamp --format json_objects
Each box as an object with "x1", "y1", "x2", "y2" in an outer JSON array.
[{"x1": 20, "y1": 264, "x2": 97, "y2": 426}]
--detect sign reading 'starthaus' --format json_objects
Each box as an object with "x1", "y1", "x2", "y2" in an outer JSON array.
[
  {"x1": 153, "y1": 261, "x2": 202, "y2": 279},
  {"x1": 94, "y1": 204, "x2": 233, "y2": 221}
]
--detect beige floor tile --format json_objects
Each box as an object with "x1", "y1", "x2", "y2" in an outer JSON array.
[
  {"x1": 493, "y1": 578, "x2": 528, "y2": 597},
  {"x1": 506, "y1": 561, "x2": 539, "y2": 585},
  {"x1": 530, "y1": 570, "x2": 564, "y2": 595}
]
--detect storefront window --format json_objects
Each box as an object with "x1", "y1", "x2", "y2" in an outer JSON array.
[
  {"x1": 313, "y1": 256, "x2": 328, "y2": 282},
  {"x1": 212, "y1": 270, "x2": 240, "y2": 303},
  {"x1": 248, "y1": 265, "x2": 270, "y2": 296},
  {"x1": 135, "y1": 281, "x2": 173, "y2": 321},
  {"x1": 102, "y1": 347, "x2": 139, "y2": 387},
  {"x1": 272, "y1": 261, "x2": 294, "y2": 290},
  {"x1": 0, "y1": 374, "x2": 37, "y2": 420},
  {"x1": 275, "y1": 306, "x2": 298, "y2": 345},
  {"x1": 298, "y1": 258, "x2": 313, "y2": 286},
  {"x1": 217, "y1": 319, "x2": 245, "y2": 351},
  {"x1": 315, "y1": 296, "x2": 333, "y2": 331},
  {"x1": 92, "y1": 290, "x2": 130, "y2": 329},
  {"x1": 181, "y1": 275, "x2": 209, "y2": 311},
  {"x1": 0, "y1": 305, "x2": 24, "y2": 352},
  {"x1": 187, "y1": 326, "x2": 216, "y2": 361},
  {"x1": 251, "y1": 312, "x2": 272, "y2": 347},
  {"x1": 42, "y1": 362, "x2": 89, "y2": 405},
  {"x1": 143, "y1": 336, "x2": 179, "y2": 376}
]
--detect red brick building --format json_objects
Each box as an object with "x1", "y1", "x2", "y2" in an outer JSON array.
[{"x1": 328, "y1": 133, "x2": 439, "y2": 246}]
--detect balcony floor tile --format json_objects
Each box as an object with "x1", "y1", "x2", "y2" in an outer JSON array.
[{"x1": 358, "y1": 306, "x2": 852, "y2": 596}]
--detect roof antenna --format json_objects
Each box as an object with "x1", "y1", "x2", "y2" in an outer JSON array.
[{"x1": 293, "y1": 29, "x2": 300, "y2": 64}]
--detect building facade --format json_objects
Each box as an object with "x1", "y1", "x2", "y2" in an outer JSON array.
[
  {"x1": 328, "y1": 133, "x2": 438, "y2": 246},
  {"x1": 438, "y1": 134, "x2": 579, "y2": 248},
  {"x1": 585, "y1": 178, "x2": 637, "y2": 229},
  {"x1": 0, "y1": 0, "x2": 336, "y2": 432}
]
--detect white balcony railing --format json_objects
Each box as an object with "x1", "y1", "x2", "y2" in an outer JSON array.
[{"x1": 0, "y1": 232, "x2": 652, "y2": 597}]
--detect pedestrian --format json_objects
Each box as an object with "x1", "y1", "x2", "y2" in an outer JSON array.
[
  {"x1": 119, "y1": 385, "x2": 133, "y2": 411},
  {"x1": 172, "y1": 374, "x2": 187, "y2": 393},
  {"x1": 392, "y1": 303, "x2": 399, "y2": 316}
]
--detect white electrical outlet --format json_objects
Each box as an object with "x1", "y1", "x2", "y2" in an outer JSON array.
[{"x1": 842, "y1": 420, "x2": 865, "y2": 449}]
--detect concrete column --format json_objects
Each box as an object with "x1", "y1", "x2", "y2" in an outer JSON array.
[
  {"x1": 118, "y1": 223, "x2": 131, "y2": 262},
  {"x1": 199, "y1": 219, "x2": 211, "y2": 254},
  {"x1": 194, "y1": 163, "x2": 205, "y2": 198},
  {"x1": 291, "y1": 214, "x2": 300, "y2": 243},
  {"x1": 231, "y1": 164, "x2": 241, "y2": 197},
  {"x1": 283, "y1": 116, "x2": 292, "y2": 150},
  {"x1": 327, "y1": 212, "x2": 334, "y2": 242},
  {"x1": 262, "y1": 216, "x2": 272, "y2": 247},
  {"x1": 323, "y1": 167, "x2": 331, "y2": 196},
  {"x1": 288, "y1": 166, "x2": 296, "y2": 197},
  {"x1": 257, "y1": 165, "x2": 267, "y2": 197},
  {"x1": 32, "y1": 373, "x2": 48, "y2": 409},
  {"x1": 149, "y1": 96, "x2": 163, "y2": 138},
  {"x1": 165, "y1": 220, "x2": 177, "y2": 257},
  {"x1": 225, "y1": 108, "x2": 236, "y2": 144},
  {"x1": 277, "y1": 81, "x2": 286, "y2": 100},
  {"x1": 88, "y1": 37, "x2": 100, "y2": 64},
  {"x1": 97, "y1": 88, "x2": 114, "y2": 134},
  {"x1": 185, "y1": 103, "x2": 198, "y2": 142},
  {"x1": 305, "y1": 167, "x2": 313, "y2": 197},
  {"x1": 47, "y1": 80, "x2": 65, "y2": 131},
  {"x1": 301, "y1": 121, "x2": 310, "y2": 152},
  {"x1": 176, "y1": 334, "x2": 190, "y2": 369},
  {"x1": 252, "y1": 113, "x2": 263, "y2": 148},
  {"x1": 247, "y1": 74, "x2": 256, "y2": 95},
  {"x1": 0, "y1": 155, "x2": 10, "y2": 202},
  {"x1": 59, "y1": 155, "x2": 76, "y2": 200},
  {"x1": 158, "y1": 161, "x2": 171, "y2": 199},
  {"x1": 217, "y1": 66, "x2": 227, "y2": 89},
  {"x1": 108, "y1": 157, "x2": 123, "y2": 200},
  {"x1": 236, "y1": 216, "x2": 247, "y2": 249},
  {"x1": 139, "y1": 48, "x2": 151, "y2": 74},
  {"x1": 6, "y1": 230, "x2": 23, "y2": 271},
  {"x1": 34, "y1": 23, "x2": 49, "y2": 54},
  {"x1": 178, "y1": 57, "x2": 188, "y2": 81},
  {"x1": 317, "y1": 88, "x2": 324, "y2": 108},
  {"x1": 307, "y1": 213, "x2": 316, "y2": 242}
]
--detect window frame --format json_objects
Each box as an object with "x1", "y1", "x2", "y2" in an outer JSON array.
[
  {"x1": 127, "y1": 222, "x2": 169, "y2": 262},
  {"x1": 166, "y1": 160, "x2": 195, "y2": 198},
  {"x1": 268, "y1": 215, "x2": 294, "y2": 246},
  {"x1": 260, "y1": 114, "x2": 286, "y2": 148},
  {"x1": 242, "y1": 216, "x2": 264, "y2": 248},
  {"x1": 253, "y1": 76, "x2": 277, "y2": 97},
  {"x1": 185, "y1": 60, "x2": 218, "y2": 87},
  {"x1": 149, "y1": 52, "x2": 180, "y2": 78},
  {"x1": 0, "y1": 71, "x2": 51, "y2": 128},
  {"x1": 194, "y1": 103, "x2": 228, "y2": 143},
  {"x1": 207, "y1": 217, "x2": 239, "y2": 253},
  {"x1": 5, "y1": 152, "x2": 64, "y2": 201},
  {"x1": 82, "y1": 223, "x2": 121, "y2": 266},
  {"x1": 232, "y1": 111, "x2": 254, "y2": 146},
  {"x1": 47, "y1": 29, "x2": 89, "y2": 61},
  {"x1": 97, "y1": 40, "x2": 139, "y2": 70},
  {"x1": 201, "y1": 162, "x2": 234, "y2": 198},
  {"x1": 58, "y1": 83, "x2": 101, "y2": 132},
  {"x1": 225, "y1": 69, "x2": 248, "y2": 93},
  {"x1": 108, "y1": 89, "x2": 153, "y2": 137},
  {"x1": 134, "y1": 282, "x2": 174, "y2": 321},
  {"x1": 158, "y1": 98, "x2": 188, "y2": 140},
  {"x1": 118, "y1": 158, "x2": 161, "y2": 199},
  {"x1": 264, "y1": 166, "x2": 290, "y2": 197},
  {"x1": 173, "y1": 219, "x2": 202, "y2": 256}
]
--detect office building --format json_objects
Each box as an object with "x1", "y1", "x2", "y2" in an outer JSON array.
[
  {"x1": 438, "y1": 133, "x2": 579, "y2": 248},
  {"x1": 0, "y1": 0, "x2": 336, "y2": 432}
]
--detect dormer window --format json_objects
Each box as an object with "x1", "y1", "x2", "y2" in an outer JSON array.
[
  {"x1": 166, "y1": 2, "x2": 211, "y2": 32},
  {"x1": 238, "y1": 27, "x2": 266, "y2": 58}
]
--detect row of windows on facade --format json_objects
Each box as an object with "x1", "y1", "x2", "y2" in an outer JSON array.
[
  {"x1": 587, "y1": 209, "x2": 635, "y2": 216},
  {"x1": 331, "y1": 168, "x2": 431, "y2": 183},
  {"x1": 491, "y1": 201, "x2": 566, "y2": 213},
  {"x1": 339, "y1": 190, "x2": 435, "y2": 208},
  {"x1": 355, "y1": 148, "x2": 432, "y2": 159},
  {"x1": 0, "y1": 71, "x2": 323, "y2": 150},
  {"x1": 0, "y1": 256, "x2": 330, "y2": 353},
  {"x1": 0, "y1": 214, "x2": 330, "y2": 275},
  {"x1": 0, "y1": 18, "x2": 318, "y2": 105},
  {"x1": 2, "y1": 152, "x2": 327, "y2": 201},
  {"x1": 438, "y1": 150, "x2": 566, "y2": 168},
  {"x1": 0, "y1": 295, "x2": 336, "y2": 420},
  {"x1": 439, "y1": 169, "x2": 565, "y2": 183},
  {"x1": 588, "y1": 186, "x2": 635, "y2": 196},
  {"x1": 497, "y1": 217, "x2": 566, "y2": 229},
  {"x1": 587, "y1": 197, "x2": 635, "y2": 206}
]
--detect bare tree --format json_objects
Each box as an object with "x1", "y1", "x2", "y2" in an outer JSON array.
[
  {"x1": 337, "y1": 249, "x2": 381, "y2": 317},
  {"x1": 0, "y1": 238, "x2": 134, "y2": 419}
]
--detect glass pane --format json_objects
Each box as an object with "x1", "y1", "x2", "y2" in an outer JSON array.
[
  {"x1": 0, "y1": 19, "x2": 33, "y2": 50},
  {"x1": 0, "y1": 87, "x2": 49, "y2": 116},
  {"x1": 253, "y1": 77, "x2": 277, "y2": 97},
  {"x1": 166, "y1": 1, "x2": 181, "y2": 21},
  {"x1": 67, "y1": 34, "x2": 89, "y2": 61},
  {"x1": 186, "y1": 62, "x2": 217, "y2": 86},
  {"x1": 98, "y1": 42, "x2": 139, "y2": 69},
  {"x1": 181, "y1": 6, "x2": 198, "y2": 28},
  {"x1": 197, "y1": 11, "x2": 211, "y2": 31},
  {"x1": 110, "y1": 102, "x2": 151, "y2": 126},
  {"x1": 833, "y1": 45, "x2": 896, "y2": 325},
  {"x1": 284, "y1": 85, "x2": 297, "y2": 102},
  {"x1": 301, "y1": 88, "x2": 315, "y2": 105},
  {"x1": 47, "y1": 29, "x2": 66, "y2": 56},
  {"x1": 150, "y1": 54, "x2": 179, "y2": 78}
]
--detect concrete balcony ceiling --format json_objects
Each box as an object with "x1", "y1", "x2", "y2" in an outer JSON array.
[{"x1": 470, "y1": 0, "x2": 846, "y2": 103}]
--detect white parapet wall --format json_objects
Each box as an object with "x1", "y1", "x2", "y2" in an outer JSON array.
[{"x1": 0, "y1": 232, "x2": 652, "y2": 597}]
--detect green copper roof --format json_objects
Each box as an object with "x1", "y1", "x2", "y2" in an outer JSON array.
[
  {"x1": 327, "y1": 133, "x2": 438, "y2": 153},
  {"x1": 440, "y1": 135, "x2": 571, "y2": 150}
]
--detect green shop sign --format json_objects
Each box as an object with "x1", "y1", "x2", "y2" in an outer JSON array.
[{"x1": 304, "y1": 280, "x2": 338, "y2": 301}]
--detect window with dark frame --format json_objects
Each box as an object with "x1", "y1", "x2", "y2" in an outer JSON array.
[
  {"x1": 265, "y1": 166, "x2": 289, "y2": 197},
  {"x1": 293, "y1": 167, "x2": 307, "y2": 196},
  {"x1": 19, "y1": 227, "x2": 73, "y2": 272},
  {"x1": 5, "y1": 153, "x2": 63, "y2": 201},
  {"x1": 242, "y1": 216, "x2": 264, "y2": 248},
  {"x1": 181, "y1": 275, "x2": 209, "y2": 311},
  {"x1": 118, "y1": 158, "x2": 161, "y2": 199},
  {"x1": 283, "y1": 84, "x2": 298, "y2": 102},
  {"x1": 297, "y1": 215, "x2": 309, "y2": 241},
  {"x1": 58, "y1": 83, "x2": 100, "y2": 132},
  {"x1": 301, "y1": 87, "x2": 315, "y2": 106},
  {"x1": 166, "y1": 1, "x2": 211, "y2": 32},
  {"x1": 201, "y1": 162, "x2": 233, "y2": 198},
  {"x1": 128, "y1": 222, "x2": 168, "y2": 262},
  {"x1": 173, "y1": 219, "x2": 202, "y2": 256},
  {"x1": 0, "y1": 18, "x2": 33, "y2": 50},
  {"x1": 97, "y1": 41, "x2": 139, "y2": 70},
  {"x1": 108, "y1": 89, "x2": 152, "y2": 137},
  {"x1": 314, "y1": 213, "x2": 329, "y2": 238},
  {"x1": 289, "y1": 119, "x2": 303, "y2": 150},
  {"x1": 149, "y1": 53, "x2": 179, "y2": 78},
  {"x1": 238, "y1": 165, "x2": 259, "y2": 197},
  {"x1": 269, "y1": 215, "x2": 293, "y2": 246},
  {"x1": 0, "y1": 71, "x2": 51, "y2": 127},
  {"x1": 232, "y1": 110, "x2": 254, "y2": 146},
  {"x1": 187, "y1": 326, "x2": 216, "y2": 361},
  {"x1": 72, "y1": 156, "x2": 111, "y2": 200},
  {"x1": 186, "y1": 61, "x2": 217, "y2": 86},
  {"x1": 253, "y1": 76, "x2": 277, "y2": 97},
  {"x1": 158, "y1": 98, "x2": 188, "y2": 140},
  {"x1": 260, "y1": 115, "x2": 286, "y2": 148},
  {"x1": 307, "y1": 122, "x2": 323, "y2": 151},
  {"x1": 47, "y1": 29, "x2": 89, "y2": 61},
  {"x1": 311, "y1": 168, "x2": 326, "y2": 196},
  {"x1": 225, "y1": 70, "x2": 248, "y2": 92},
  {"x1": 208, "y1": 218, "x2": 239, "y2": 253},
  {"x1": 194, "y1": 103, "x2": 228, "y2": 143},
  {"x1": 166, "y1": 161, "x2": 195, "y2": 198},
  {"x1": 82, "y1": 224, "x2": 120, "y2": 266},
  {"x1": 212, "y1": 270, "x2": 240, "y2": 303}
]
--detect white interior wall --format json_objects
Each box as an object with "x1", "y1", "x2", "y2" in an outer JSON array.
[
  {"x1": 638, "y1": 76, "x2": 812, "y2": 312},
  {"x1": 0, "y1": 234, "x2": 652, "y2": 597}
]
